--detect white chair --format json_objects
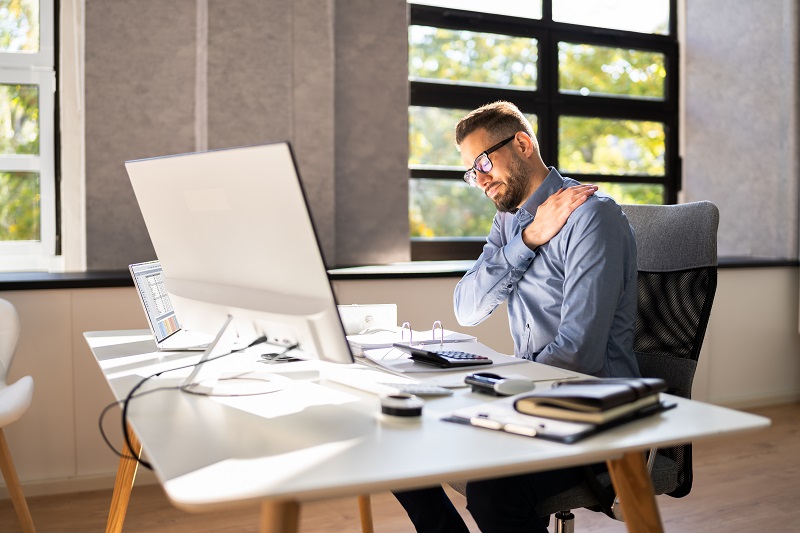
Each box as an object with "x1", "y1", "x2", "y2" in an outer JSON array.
[{"x1": 0, "y1": 298, "x2": 36, "y2": 533}]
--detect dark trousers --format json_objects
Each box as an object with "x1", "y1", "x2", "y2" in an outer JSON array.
[{"x1": 394, "y1": 465, "x2": 598, "y2": 533}]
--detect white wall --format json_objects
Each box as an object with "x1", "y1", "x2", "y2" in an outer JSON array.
[{"x1": 0, "y1": 268, "x2": 797, "y2": 498}]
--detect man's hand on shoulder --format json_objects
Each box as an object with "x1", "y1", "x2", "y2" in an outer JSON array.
[{"x1": 522, "y1": 184, "x2": 598, "y2": 250}]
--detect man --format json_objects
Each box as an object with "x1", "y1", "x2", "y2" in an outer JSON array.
[{"x1": 394, "y1": 101, "x2": 640, "y2": 532}]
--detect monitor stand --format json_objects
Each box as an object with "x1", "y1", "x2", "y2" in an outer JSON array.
[
  {"x1": 179, "y1": 315, "x2": 292, "y2": 397},
  {"x1": 185, "y1": 370, "x2": 290, "y2": 396}
]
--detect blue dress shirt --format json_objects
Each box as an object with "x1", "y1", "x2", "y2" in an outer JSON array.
[{"x1": 454, "y1": 168, "x2": 640, "y2": 378}]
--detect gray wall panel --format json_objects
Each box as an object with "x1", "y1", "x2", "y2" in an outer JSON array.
[
  {"x1": 84, "y1": 0, "x2": 409, "y2": 269},
  {"x1": 684, "y1": 0, "x2": 799, "y2": 259},
  {"x1": 292, "y1": 0, "x2": 336, "y2": 264},
  {"x1": 85, "y1": 0, "x2": 197, "y2": 269},
  {"x1": 334, "y1": 0, "x2": 410, "y2": 266},
  {"x1": 206, "y1": 0, "x2": 292, "y2": 150}
]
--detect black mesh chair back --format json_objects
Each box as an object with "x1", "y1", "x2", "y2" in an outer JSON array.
[{"x1": 625, "y1": 201, "x2": 719, "y2": 498}]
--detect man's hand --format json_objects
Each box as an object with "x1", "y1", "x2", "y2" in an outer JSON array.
[{"x1": 522, "y1": 185, "x2": 598, "y2": 249}]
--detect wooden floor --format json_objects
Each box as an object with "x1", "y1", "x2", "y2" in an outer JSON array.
[{"x1": 1, "y1": 402, "x2": 797, "y2": 532}]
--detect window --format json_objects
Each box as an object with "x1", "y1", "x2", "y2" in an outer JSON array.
[
  {"x1": 0, "y1": 0, "x2": 57, "y2": 271},
  {"x1": 408, "y1": 0, "x2": 678, "y2": 260}
]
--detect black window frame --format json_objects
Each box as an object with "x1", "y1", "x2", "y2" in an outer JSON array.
[{"x1": 409, "y1": 0, "x2": 680, "y2": 261}]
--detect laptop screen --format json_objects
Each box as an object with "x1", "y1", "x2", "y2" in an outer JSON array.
[{"x1": 129, "y1": 260, "x2": 181, "y2": 343}]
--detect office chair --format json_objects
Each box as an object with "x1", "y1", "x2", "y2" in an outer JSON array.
[
  {"x1": 445, "y1": 201, "x2": 719, "y2": 532},
  {"x1": 536, "y1": 201, "x2": 719, "y2": 531},
  {"x1": 0, "y1": 298, "x2": 36, "y2": 533}
]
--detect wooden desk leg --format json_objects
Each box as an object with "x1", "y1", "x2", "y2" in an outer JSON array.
[
  {"x1": 606, "y1": 451, "x2": 664, "y2": 533},
  {"x1": 358, "y1": 494, "x2": 375, "y2": 533},
  {"x1": 105, "y1": 424, "x2": 142, "y2": 533},
  {"x1": 260, "y1": 500, "x2": 300, "y2": 533}
]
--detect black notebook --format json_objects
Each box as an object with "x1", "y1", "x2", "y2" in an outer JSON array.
[
  {"x1": 445, "y1": 378, "x2": 674, "y2": 444},
  {"x1": 513, "y1": 378, "x2": 668, "y2": 424}
]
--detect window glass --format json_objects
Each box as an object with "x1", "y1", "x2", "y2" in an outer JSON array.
[
  {"x1": 553, "y1": 0, "x2": 669, "y2": 35},
  {"x1": 559, "y1": 116, "x2": 664, "y2": 176},
  {"x1": 410, "y1": 106, "x2": 539, "y2": 168},
  {"x1": 408, "y1": 0, "x2": 542, "y2": 20},
  {"x1": 409, "y1": 26, "x2": 538, "y2": 90},
  {"x1": 0, "y1": 0, "x2": 54, "y2": 267},
  {"x1": 408, "y1": 1, "x2": 677, "y2": 258},
  {"x1": 409, "y1": 106, "x2": 468, "y2": 167},
  {"x1": 559, "y1": 42, "x2": 665, "y2": 100},
  {"x1": 0, "y1": 171, "x2": 40, "y2": 240},
  {"x1": 0, "y1": 0, "x2": 39, "y2": 53},
  {"x1": 0, "y1": 83, "x2": 39, "y2": 154},
  {"x1": 594, "y1": 182, "x2": 663, "y2": 205},
  {"x1": 410, "y1": 179, "x2": 495, "y2": 238}
]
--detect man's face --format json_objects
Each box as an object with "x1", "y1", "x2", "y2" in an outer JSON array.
[{"x1": 460, "y1": 129, "x2": 531, "y2": 213}]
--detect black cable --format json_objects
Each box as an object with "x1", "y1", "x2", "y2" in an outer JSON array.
[
  {"x1": 111, "y1": 335, "x2": 294, "y2": 470},
  {"x1": 98, "y1": 386, "x2": 179, "y2": 463}
]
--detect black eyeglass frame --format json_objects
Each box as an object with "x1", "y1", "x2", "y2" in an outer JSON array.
[{"x1": 463, "y1": 135, "x2": 517, "y2": 187}]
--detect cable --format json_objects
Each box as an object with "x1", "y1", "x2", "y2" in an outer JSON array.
[
  {"x1": 98, "y1": 386, "x2": 179, "y2": 464},
  {"x1": 108, "y1": 335, "x2": 294, "y2": 470}
]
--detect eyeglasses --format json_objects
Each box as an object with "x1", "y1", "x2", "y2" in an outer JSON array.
[{"x1": 463, "y1": 135, "x2": 516, "y2": 187}]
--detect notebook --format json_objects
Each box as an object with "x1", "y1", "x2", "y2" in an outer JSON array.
[
  {"x1": 446, "y1": 394, "x2": 675, "y2": 444},
  {"x1": 129, "y1": 260, "x2": 215, "y2": 351}
]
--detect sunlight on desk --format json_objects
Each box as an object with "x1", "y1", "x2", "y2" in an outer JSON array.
[
  {"x1": 87, "y1": 332, "x2": 154, "y2": 348},
  {"x1": 163, "y1": 438, "x2": 363, "y2": 508},
  {"x1": 213, "y1": 380, "x2": 362, "y2": 419},
  {"x1": 98, "y1": 349, "x2": 183, "y2": 372}
]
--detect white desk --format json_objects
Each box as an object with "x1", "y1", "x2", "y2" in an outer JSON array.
[{"x1": 86, "y1": 330, "x2": 770, "y2": 533}]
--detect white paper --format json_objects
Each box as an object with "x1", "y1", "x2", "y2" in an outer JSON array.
[
  {"x1": 347, "y1": 326, "x2": 476, "y2": 351},
  {"x1": 362, "y1": 341, "x2": 526, "y2": 373}
]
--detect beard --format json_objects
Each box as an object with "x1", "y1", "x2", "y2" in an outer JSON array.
[{"x1": 491, "y1": 154, "x2": 530, "y2": 213}]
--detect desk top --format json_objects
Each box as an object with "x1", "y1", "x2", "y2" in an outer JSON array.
[{"x1": 86, "y1": 329, "x2": 770, "y2": 513}]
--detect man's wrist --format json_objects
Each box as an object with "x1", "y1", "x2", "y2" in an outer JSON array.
[{"x1": 522, "y1": 231, "x2": 542, "y2": 250}]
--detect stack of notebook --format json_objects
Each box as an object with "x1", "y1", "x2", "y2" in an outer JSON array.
[
  {"x1": 447, "y1": 377, "x2": 674, "y2": 443},
  {"x1": 513, "y1": 378, "x2": 668, "y2": 424}
]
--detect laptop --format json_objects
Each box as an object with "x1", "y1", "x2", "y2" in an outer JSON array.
[{"x1": 129, "y1": 260, "x2": 215, "y2": 351}]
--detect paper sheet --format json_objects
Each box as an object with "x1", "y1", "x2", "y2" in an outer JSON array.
[
  {"x1": 348, "y1": 326, "x2": 476, "y2": 351},
  {"x1": 362, "y1": 341, "x2": 526, "y2": 373}
]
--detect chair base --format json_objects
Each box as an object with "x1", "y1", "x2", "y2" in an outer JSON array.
[{"x1": 554, "y1": 510, "x2": 575, "y2": 533}]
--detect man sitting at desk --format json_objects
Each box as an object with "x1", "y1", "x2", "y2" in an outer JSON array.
[{"x1": 394, "y1": 101, "x2": 640, "y2": 532}]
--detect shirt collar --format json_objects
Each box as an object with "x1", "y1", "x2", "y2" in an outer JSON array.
[{"x1": 516, "y1": 167, "x2": 566, "y2": 223}]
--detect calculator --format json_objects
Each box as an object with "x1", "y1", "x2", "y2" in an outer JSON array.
[{"x1": 392, "y1": 343, "x2": 494, "y2": 368}]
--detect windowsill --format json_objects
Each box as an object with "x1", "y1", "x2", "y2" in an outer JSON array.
[
  {"x1": 0, "y1": 257, "x2": 796, "y2": 290},
  {"x1": 0, "y1": 270, "x2": 135, "y2": 290},
  {"x1": 329, "y1": 257, "x2": 800, "y2": 278},
  {"x1": 328, "y1": 260, "x2": 476, "y2": 280}
]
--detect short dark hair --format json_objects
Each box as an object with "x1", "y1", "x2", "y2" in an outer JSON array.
[{"x1": 455, "y1": 101, "x2": 536, "y2": 148}]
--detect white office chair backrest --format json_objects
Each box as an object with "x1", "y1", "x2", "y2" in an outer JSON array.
[{"x1": 0, "y1": 298, "x2": 21, "y2": 384}]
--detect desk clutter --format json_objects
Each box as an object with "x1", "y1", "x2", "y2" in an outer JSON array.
[
  {"x1": 447, "y1": 377, "x2": 675, "y2": 444},
  {"x1": 513, "y1": 377, "x2": 668, "y2": 424},
  {"x1": 362, "y1": 340, "x2": 527, "y2": 374},
  {"x1": 345, "y1": 323, "x2": 477, "y2": 352},
  {"x1": 337, "y1": 304, "x2": 523, "y2": 373}
]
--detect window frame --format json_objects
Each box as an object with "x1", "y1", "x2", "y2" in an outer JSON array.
[
  {"x1": 408, "y1": 0, "x2": 679, "y2": 261},
  {"x1": 0, "y1": 0, "x2": 58, "y2": 271}
]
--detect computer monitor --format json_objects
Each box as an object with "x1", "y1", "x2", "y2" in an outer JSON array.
[{"x1": 124, "y1": 142, "x2": 354, "y2": 365}]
